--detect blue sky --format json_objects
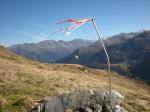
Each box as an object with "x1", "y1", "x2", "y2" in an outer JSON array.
[{"x1": 0, "y1": 0, "x2": 150, "y2": 46}]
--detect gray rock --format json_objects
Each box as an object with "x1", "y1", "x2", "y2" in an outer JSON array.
[
  {"x1": 84, "y1": 107, "x2": 93, "y2": 112},
  {"x1": 67, "y1": 90, "x2": 91, "y2": 109},
  {"x1": 31, "y1": 89, "x2": 126, "y2": 112},
  {"x1": 102, "y1": 103, "x2": 113, "y2": 112},
  {"x1": 112, "y1": 105, "x2": 128, "y2": 112},
  {"x1": 60, "y1": 93, "x2": 69, "y2": 108},
  {"x1": 66, "y1": 108, "x2": 73, "y2": 112},
  {"x1": 91, "y1": 104, "x2": 102, "y2": 112},
  {"x1": 92, "y1": 90, "x2": 105, "y2": 105},
  {"x1": 74, "y1": 111, "x2": 80, "y2": 112},
  {"x1": 44, "y1": 96, "x2": 65, "y2": 112},
  {"x1": 104, "y1": 91, "x2": 124, "y2": 106}
]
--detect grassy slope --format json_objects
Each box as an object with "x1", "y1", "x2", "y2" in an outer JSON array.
[{"x1": 0, "y1": 46, "x2": 150, "y2": 112}]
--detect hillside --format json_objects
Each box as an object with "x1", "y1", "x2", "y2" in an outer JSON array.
[
  {"x1": 0, "y1": 45, "x2": 150, "y2": 112},
  {"x1": 86, "y1": 30, "x2": 150, "y2": 83},
  {"x1": 8, "y1": 39, "x2": 93, "y2": 63},
  {"x1": 57, "y1": 30, "x2": 150, "y2": 83}
]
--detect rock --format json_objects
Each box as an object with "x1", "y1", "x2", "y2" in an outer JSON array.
[
  {"x1": 93, "y1": 90, "x2": 105, "y2": 105},
  {"x1": 105, "y1": 91, "x2": 124, "y2": 106},
  {"x1": 44, "y1": 96, "x2": 65, "y2": 112},
  {"x1": 66, "y1": 108, "x2": 73, "y2": 112},
  {"x1": 112, "y1": 92, "x2": 124, "y2": 105},
  {"x1": 60, "y1": 93, "x2": 69, "y2": 108},
  {"x1": 67, "y1": 90, "x2": 91, "y2": 109},
  {"x1": 112, "y1": 105, "x2": 128, "y2": 112},
  {"x1": 91, "y1": 104, "x2": 102, "y2": 112},
  {"x1": 31, "y1": 89, "x2": 126, "y2": 112},
  {"x1": 84, "y1": 107, "x2": 92, "y2": 112},
  {"x1": 102, "y1": 103, "x2": 112, "y2": 112},
  {"x1": 74, "y1": 111, "x2": 80, "y2": 112}
]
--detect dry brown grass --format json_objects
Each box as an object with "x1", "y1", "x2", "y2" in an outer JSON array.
[{"x1": 0, "y1": 46, "x2": 150, "y2": 112}]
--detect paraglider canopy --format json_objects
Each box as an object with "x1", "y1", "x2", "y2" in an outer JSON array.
[{"x1": 74, "y1": 55, "x2": 79, "y2": 60}]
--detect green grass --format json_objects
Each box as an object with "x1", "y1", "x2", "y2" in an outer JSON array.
[{"x1": 0, "y1": 51, "x2": 150, "y2": 112}]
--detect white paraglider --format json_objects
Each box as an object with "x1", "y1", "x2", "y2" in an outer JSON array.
[{"x1": 74, "y1": 55, "x2": 78, "y2": 60}]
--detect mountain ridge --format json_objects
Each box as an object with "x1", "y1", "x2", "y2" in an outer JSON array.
[
  {"x1": 57, "y1": 30, "x2": 150, "y2": 83},
  {"x1": 57, "y1": 31, "x2": 142, "y2": 64},
  {"x1": 8, "y1": 39, "x2": 93, "y2": 63}
]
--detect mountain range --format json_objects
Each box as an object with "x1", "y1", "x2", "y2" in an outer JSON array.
[
  {"x1": 8, "y1": 30, "x2": 150, "y2": 83},
  {"x1": 8, "y1": 39, "x2": 93, "y2": 63},
  {"x1": 57, "y1": 30, "x2": 150, "y2": 83},
  {"x1": 57, "y1": 31, "x2": 140, "y2": 64}
]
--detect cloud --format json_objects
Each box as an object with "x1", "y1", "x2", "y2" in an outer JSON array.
[
  {"x1": 20, "y1": 31, "x2": 45, "y2": 41},
  {"x1": 35, "y1": 24, "x2": 50, "y2": 30},
  {"x1": 3, "y1": 28, "x2": 45, "y2": 41},
  {"x1": 34, "y1": 23, "x2": 58, "y2": 35}
]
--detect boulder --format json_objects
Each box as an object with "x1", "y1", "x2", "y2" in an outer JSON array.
[
  {"x1": 112, "y1": 105, "x2": 128, "y2": 112},
  {"x1": 91, "y1": 104, "x2": 102, "y2": 112},
  {"x1": 84, "y1": 107, "x2": 92, "y2": 112},
  {"x1": 44, "y1": 96, "x2": 65, "y2": 112},
  {"x1": 66, "y1": 109, "x2": 73, "y2": 112},
  {"x1": 31, "y1": 89, "x2": 127, "y2": 112},
  {"x1": 104, "y1": 91, "x2": 124, "y2": 106}
]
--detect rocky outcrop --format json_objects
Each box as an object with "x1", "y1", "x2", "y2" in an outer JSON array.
[{"x1": 31, "y1": 90, "x2": 127, "y2": 112}]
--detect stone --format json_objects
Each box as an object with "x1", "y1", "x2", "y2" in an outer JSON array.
[
  {"x1": 102, "y1": 103, "x2": 113, "y2": 112},
  {"x1": 60, "y1": 93, "x2": 69, "y2": 108},
  {"x1": 104, "y1": 91, "x2": 124, "y2": 106},
  {"x1": 74, "y1": 111, "x2": 80, "y2": 112},
  {"x1": 93, "y1": 90, "x2": 105, "y2": 105},
  {"x1": 112, "y1": 105, "x2": 128, "y2": 112},
  {"x1": 67, "y1": 90, "x2": 91, "y2": 109},
  {"x1": 84, "y1": 107, "x2": 92, "y2": 112},
  {"x1": 91, "y1": 104, "x2": 102, "y2": 112},
  {"x1": 66, "y1": 108, "x2": 73, "y2": 112},
  {"x1": 44, "y1": 96, "x2": 65, "y2": 112},
  {"x1": 31, "y1": 89, "x2": 126, "y2": 112}
]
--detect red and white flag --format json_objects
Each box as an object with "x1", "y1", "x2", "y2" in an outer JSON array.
[{"x1": 57, "y1": 18, "x2": 92, "y2": 35}]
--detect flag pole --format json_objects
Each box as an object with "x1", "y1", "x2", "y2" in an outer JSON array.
[{"x1": 91, "y1": 18, "x2": 112, "y2": 107}]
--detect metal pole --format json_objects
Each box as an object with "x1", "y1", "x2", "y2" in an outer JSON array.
[{"x1": 91, "y1": 18, "x2": 112, "y2": 107}]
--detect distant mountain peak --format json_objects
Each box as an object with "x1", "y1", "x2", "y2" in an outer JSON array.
[{"x1": 8, "y1": 39, "x2": 93, "y2": 63}]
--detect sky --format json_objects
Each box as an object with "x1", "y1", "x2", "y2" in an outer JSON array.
[{"x1": 0, "y1": 0, "x2": 150, "y2": 46}]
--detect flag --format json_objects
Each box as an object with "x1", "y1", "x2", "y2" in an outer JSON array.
[{"x1": 57, "y1": 18, "x2": 92, "y2": 35}]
